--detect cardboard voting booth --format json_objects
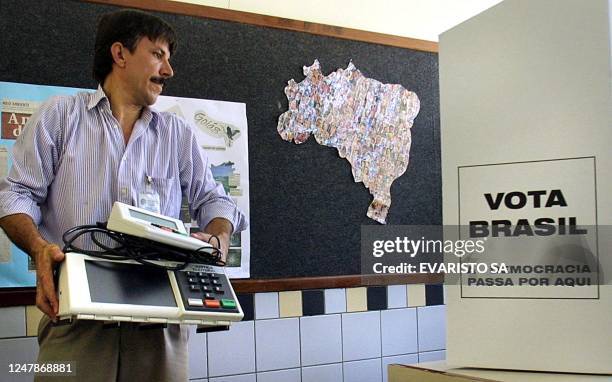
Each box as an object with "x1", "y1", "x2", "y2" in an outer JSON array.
[
  {"x1": 388, "y1": 362, "x2": 612, "y2": 382},
  {"x1": 439, "y1": 0, "x2": 611, "y2": 374}
]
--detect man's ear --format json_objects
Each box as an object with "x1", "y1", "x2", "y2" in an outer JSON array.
[{"x1": 110, "y1": 42, "x2": 127, "y2": 68}]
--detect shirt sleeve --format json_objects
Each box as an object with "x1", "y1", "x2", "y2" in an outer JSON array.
[
  {"x1": 177, "y1": 119, "x2": 248, "y2": 234},
  {"x1": 0, "y1": 98, "x2": 63, "y2": 224}
]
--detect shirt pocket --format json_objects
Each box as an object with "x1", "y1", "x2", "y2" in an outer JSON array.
[{"x1": 148, "y1": 176, "x2": 180, "y2": 217}]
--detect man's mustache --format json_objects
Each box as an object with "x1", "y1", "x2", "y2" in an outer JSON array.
[{"x1": 151, "y1": 77, "x2": 167, "y2": 85}]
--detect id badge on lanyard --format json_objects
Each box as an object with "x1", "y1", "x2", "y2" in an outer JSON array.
[{"x1": 138, "y1": 175, "x2": 161, "y2": 214}]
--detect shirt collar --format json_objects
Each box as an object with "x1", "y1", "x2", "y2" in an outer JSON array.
[
  {"x1": 86, "y1": 85, "x2": 107, "y2": 110},
  {"x1": 87, "y1": 85, "x2": 159, "y2": 128}
]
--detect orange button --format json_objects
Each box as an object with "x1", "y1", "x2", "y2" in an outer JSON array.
[{"x1": 204, "y1": 299, "x2": 220, "y2": 308}]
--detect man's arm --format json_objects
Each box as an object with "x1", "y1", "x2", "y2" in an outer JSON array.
[
  {"x1": 0, "y1": 98, "x2": 65, "y2": 321},
  {"x1": 0, "y1": 213, "x2": 49, "y2": 255},
  {"x1": 0, "y1": 214, "x2": 64, "y2": 321}
]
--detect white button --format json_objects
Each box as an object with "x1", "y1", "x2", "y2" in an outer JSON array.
[{"x1": 188, "y1": 298, "x2": 204, "y2": 307}]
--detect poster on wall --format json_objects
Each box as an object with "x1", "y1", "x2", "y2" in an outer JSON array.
[
  {"x1": 152, "y1": 96, "x2": 251, "y2": 279},
  {"x1": 0, "y1": 81, "x2": 251, "y2": 288},
  {"x1": 456, "y1": 157, "x2": 599, "y2": 299}
]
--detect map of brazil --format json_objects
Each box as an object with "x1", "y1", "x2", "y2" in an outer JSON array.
[{"x1": 277, "y1": 60, "x2": 420, "y2": 223}]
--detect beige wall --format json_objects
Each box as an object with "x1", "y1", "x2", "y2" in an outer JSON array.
[{"x1": 171, "y1": 0, "x2": 503, "y2": 42}]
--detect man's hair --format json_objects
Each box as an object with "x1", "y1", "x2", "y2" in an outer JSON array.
[{"x1": 93, "y1": 9, "x2": 177, "y2": 84}]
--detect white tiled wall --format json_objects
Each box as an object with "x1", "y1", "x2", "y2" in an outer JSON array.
[
  {"x1": 186, "y1": 286, "x2": 446, "y2": 382},
  {"x1": 254, "y1": 292, "x2": 279, "y2": 320},
  {"x1": 386, "y1": 285, "x2": 408, "y2": 309},
  {"x1": 302, "y1": 363, "x2": 343, "y2": 382},
  {"x1": 255, "y1": 318, "x2": 301, "y2": 371},
  {"x1": 324, "y1": 288, "x2": 347, "y2": 314},
  {"x1": 419, "y1": 350, "x2": 446, "y2": 363},
  {"x1": 207, "y1": 321, "x2": 256, "y2": 377},
  {"x1": 209, "y1": 374, "x2": 255, "y2": 382},
  {"x1": 342, "y1": 311, "x2": 382, "y2": 361},
  {"x1": 189, "y1": 326, "x2": 208, "y2": 379},
  {"x1": 257, "y1": 368, "x2": 301, "y2": 382},
  {"x1": 0, "y1": 337, "x2": 38, "y2": 382},
  {"x1": 343, "y1": 358, "x2": 383, "y2": 382},
  {"x1": 383, "y1": 308, "x2": 419, "y2": 358},
  {"x1": 0, "y1": 306, "x2": 26, "y2": 338},
  {"x1": 417, "y1": 305, "x2": 447, "y2": 352},
  {"x1": 0, "y1": 287, "x2": 446, "y2": 382},
  {"x1": 300, "y1": 314, "x2": 342, "y2": 366}
]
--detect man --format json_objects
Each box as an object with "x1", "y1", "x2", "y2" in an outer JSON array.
[{"x1": 0, "y1": 9, "x2": 246, "y2": 382}]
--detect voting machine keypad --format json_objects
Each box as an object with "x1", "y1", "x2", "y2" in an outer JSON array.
[{"x1": 175, "y1": 270, "x2": 239, "y2": 313}]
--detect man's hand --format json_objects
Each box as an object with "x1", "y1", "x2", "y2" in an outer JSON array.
[
  {"x1": 191, "y1": 231, "x2": 229, "y2": 263},
  {"x1": 33, "y1": 243, "x2": 65, "y2": 321},
  {"x1": 0, "y1": 214, "x2": 66, "y2": 321},
  {"x1": 191, "y1": 217, "x2": 233, "y2": 264}
]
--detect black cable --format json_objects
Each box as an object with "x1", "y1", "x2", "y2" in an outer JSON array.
[{"x1": 61, "y1": 223, "x2": 226, "y2": 270}]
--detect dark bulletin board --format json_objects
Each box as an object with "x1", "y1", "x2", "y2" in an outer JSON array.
[{"x1": 0, "y1": 0, "x2": 440, "y2": 279}]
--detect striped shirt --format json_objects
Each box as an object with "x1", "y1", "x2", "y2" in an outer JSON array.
[{"x1": 0, "y1": 86, "x2": 247, "y2": 248}]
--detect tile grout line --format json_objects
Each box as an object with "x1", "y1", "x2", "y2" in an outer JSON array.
[
  {"x1": 415, "y1": 305, "x2": 420, "y2": 362},
  {"x1": 254, "y1": 299, "x2": 259, "y2": 376},
  {"x1": 0, "y1": 334, "x2": 36, "y2": 340},
  {"x1": 23, "y1": 308, "x2": 29, "y2": 338},
  {"x1": 298, "y1": 306, "x2": 303, "y2": 382},
  {"x1": 303, "y1": 354, "x2": 420, "y2": 369},
  {"x1": 379, "y1": 309, "x2": 384, "y2": 382},
  {"x1": 205, "y1": 329, "x2": 210, "y2": 380},
  {"x1": 340, "y1": 304, "x2": 344, "y2": 381}
]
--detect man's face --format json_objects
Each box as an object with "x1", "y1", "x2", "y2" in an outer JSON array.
[{"x1": 122, "y1": 37, "x2": 173, "y2": 106}]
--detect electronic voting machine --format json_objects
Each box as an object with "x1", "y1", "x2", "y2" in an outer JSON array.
[{"x1": 57, "y1": 202, "x2": 243, "y2": 327}]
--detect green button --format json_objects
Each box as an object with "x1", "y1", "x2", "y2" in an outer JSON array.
[{"x1": 221, "y1": 299, "x2": 236, "y2": 309}]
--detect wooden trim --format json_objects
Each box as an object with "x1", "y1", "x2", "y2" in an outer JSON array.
[
  {"x1": 232, "y1": 273, "x2": 444, "y2": 293},
  {"x1": 0, "y1": 288, "x2": 36, "y2": 307},
  {"x1": 83, "y1": 0, "x2": 438, "y2": 52},
  {"x1": 0, "y1": 273, "x2": 443, "y2": 306}
]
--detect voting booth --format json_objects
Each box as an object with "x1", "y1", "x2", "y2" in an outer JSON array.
[
  {"x1": 388, "y1": 362, "x2": 612, "y2": 382},
  {"x1": 440, "y1": 0, "x2": 611, "y2": 374}
]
